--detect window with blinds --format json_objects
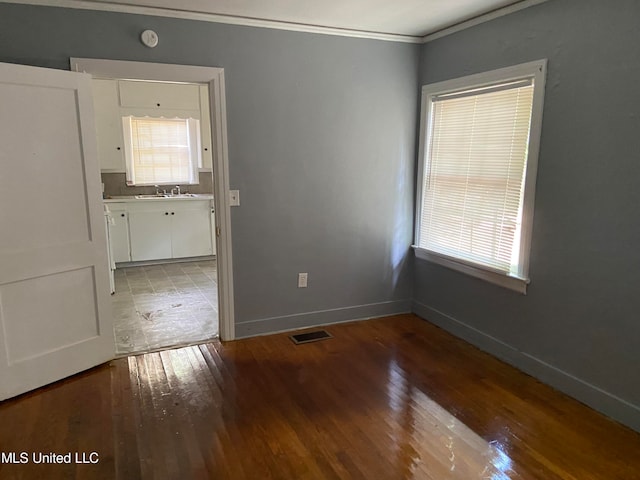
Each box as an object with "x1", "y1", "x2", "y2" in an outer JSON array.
[
  {"x1": 123, "y1": 116, "x2": 201, "y2": 186},
  {"x1": 415, "y1": 61, "x2": 546, "y2": 293}
]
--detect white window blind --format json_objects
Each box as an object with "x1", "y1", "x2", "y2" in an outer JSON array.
[
  {"x1": 419, "y1": 79, "x2": 535, "y2": 277},
  {"x1": 123, "y1": 116, "x2": 200, "y2": 186}
]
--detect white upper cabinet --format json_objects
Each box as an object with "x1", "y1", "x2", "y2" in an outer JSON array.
[
  {"x1": 91, "y1": 79, "x2": 212, "y2": 172},
  {"x1": 92, "y1": 79, "x2": 125, "y2": 172},
  {"x1": 118, "y1": 80, "x2": 200, "y2": 110},
  {"x1": 199, "y1": 85, "x2": 213, "y2": 170}
]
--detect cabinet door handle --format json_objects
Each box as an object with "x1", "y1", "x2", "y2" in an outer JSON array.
[
  {"x1": 171, "y1": 212, "x2": 175, "y2": 215},
  {"x1": 121, "y1": 213, "x2": 125, "y2": 217},
  {"x1": 165, "y1": 212, "x2": 169, "y2": 215}
]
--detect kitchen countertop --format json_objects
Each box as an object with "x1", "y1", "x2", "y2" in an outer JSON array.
[{"x1": 104, "y1": 194, "x2": 213, "y2": 203}]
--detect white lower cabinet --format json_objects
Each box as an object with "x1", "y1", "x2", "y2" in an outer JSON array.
[
  {"x1": 170, "y1": 206, "x2": 213, "y2": 259},
  {"x1": 110, "y1": 199, "x2": 214, "y2": 262},
  {"x1": 129, "y1": 209, "x2": 173, "y2": 261},
  {"x1": 110, "y1": 209, "x2": 131, "y2": 262}
]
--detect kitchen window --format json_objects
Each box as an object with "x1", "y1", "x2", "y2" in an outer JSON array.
[
  {"x1": 122, "y1": 116, "x2": 201, "y2": 186},
  {"x1": 414, "y1": 60, "x2": 547, "y2": 293}
]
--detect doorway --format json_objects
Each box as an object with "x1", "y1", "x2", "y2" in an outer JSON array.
[
  {"x1": 72, "y1": 57, "x2": 235, "y2": 347},
  {"x1": 98, "y1": 75, "x2": 219, "y2": 355}
]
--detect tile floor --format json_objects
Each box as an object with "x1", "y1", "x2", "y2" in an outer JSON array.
[{"x1": 112, "y1": 259, "x2": 218, "y2": 356}]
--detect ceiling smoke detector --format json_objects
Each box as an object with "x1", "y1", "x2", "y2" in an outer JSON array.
[{"x1": 140, "y1": 30, "x2": 159, "y2": 48}]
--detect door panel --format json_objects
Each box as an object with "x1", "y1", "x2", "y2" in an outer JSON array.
[
  {"x1": 0, "y1": 84, "x2": 91, "y2": 252},
  {"x1": 0, "y1": 62, "x2": 114, "y2": 400},
  {"x1": 1, "y1": 268, "x2": 100, "y2": 363}
]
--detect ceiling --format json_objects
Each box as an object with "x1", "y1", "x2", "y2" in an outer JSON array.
[{"x1": 7, "y1": 0, "x2": 546, "y2": 41}]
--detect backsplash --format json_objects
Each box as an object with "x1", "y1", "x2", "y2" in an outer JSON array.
[{"x1": 102, "y1": 172, "x2": 213, "y2": 198}]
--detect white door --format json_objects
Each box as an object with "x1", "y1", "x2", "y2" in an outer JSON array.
[{"x1": 0, "y1": 62, "x2": 114, "y2": 400}]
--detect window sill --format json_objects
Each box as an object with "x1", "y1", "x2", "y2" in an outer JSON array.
[{"x1": 412, "y1": 246, "x2": 529, "y2": 294}]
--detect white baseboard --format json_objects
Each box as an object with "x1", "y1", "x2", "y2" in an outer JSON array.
[
  {"x1": 235, "y1": 299, "x2": 411, "y2": 338},
  {"x1": 411, "y1": 300, "x2": 640, "y2": 433}
]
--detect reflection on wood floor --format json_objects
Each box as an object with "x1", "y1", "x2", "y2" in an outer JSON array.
[{"x1": 1, "y1": 314, "x2": 639, "y2": 479}]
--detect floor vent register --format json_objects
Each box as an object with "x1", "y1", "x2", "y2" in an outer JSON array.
[{"x1": 289, "y1": 330, "x2": 332, "y2": 345}]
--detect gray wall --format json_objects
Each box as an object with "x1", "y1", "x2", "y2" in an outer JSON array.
[
  {"x1": 414, "y1": 0, "x2": 640, "y2": 430},
  {"x1": 0, "y1": 3, "x2": 418, "y2": 335}
]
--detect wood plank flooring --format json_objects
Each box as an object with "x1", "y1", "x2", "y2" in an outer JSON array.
[{"x1": 1, "y1": 314, "x2": 639, "y2": 479}]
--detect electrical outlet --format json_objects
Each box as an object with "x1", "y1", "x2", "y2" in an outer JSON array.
[
  {"x1": 298, "y1": 273, "x2": 308, "y2": 288},
  {"x1": 229, "y1": 190, "x2": 240, "y2": 206}
]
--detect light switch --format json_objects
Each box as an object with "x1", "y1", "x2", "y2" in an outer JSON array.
[{"x1": 229, "y1": 190, "x2": 240, "y2": 206}]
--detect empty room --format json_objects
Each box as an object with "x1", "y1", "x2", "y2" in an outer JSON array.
[{"x1": 0, "y1": 0, "x2": 639, "y2": 478}]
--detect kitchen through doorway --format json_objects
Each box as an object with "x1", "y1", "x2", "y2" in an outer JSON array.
[
  {"x1": 98, "y1": 73, "x2": 220, "y2": 355},
  {"x1": 70, "y1": 58, "x2": 235, "y2": 356}
]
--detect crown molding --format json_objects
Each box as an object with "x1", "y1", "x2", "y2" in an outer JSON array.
[
  {"x1": 421, "y1": 0, "x2": 550, "y2": 43},
  {"x1": 1, "y1": 0, "x2": 423, "y2": 43},
  {"x1": 1, "y1": 0, "x2": 549, "y2": 45}
]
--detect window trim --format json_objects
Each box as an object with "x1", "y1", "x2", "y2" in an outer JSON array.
[{"x1": 413, "y1": 60, "x2": 547, "y2": 294}]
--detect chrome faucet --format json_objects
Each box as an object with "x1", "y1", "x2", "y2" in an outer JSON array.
[
  {"x1": 154, "y1": 185, "x2": 161, "y2": 196},
  {"x1": 171, "y1": 185, "x2": 181, "y2": 196}
]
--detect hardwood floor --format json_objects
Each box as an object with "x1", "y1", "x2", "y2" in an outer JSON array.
[{"x1": 1, "y1": 314, "x2": 639, "y2": 479}]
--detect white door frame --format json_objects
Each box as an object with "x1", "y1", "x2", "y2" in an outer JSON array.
[{"x1": 71, "y1": 57, "x2": 235, "y2": 341}]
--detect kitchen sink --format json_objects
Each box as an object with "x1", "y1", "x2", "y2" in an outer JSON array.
[{"x1": 134, "y1": 193, "x2": 199, "y2": 199}]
